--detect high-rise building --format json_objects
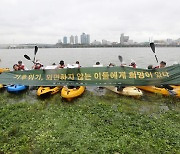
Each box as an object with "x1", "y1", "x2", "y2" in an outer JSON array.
[
  {"x1": 70, "y1": 35, "x2": 74, "y2": 44},
  {"x1": 120, "y1": 33, "x2": 129, "y2": 44},
  {"x1": 81, "y1": 33, "x2": 86, "y2": 44},
  {"x1": 80, "y1": 33, "x2": 90, "y2": 44},
  {"x1": 75, "y1": 35, "x2": 78, "y2": 44},
  {"x1": 63, "y1": 36, "x2": 68, "y2": 44},
  {"x1": 87, "y1": 34, "x2": 90, "y2": 44}
]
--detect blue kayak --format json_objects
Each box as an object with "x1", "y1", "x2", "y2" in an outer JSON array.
[{"x1": 6, "y1": 84, "x2": 28, "y2": 93}]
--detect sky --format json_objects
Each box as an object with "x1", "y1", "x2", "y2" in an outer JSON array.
[{"x1": 0, "y1": 0, "x2": 180, "y2": 44}]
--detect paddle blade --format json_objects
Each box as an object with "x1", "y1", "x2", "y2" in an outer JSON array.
[
  {"x1": 33, "y1": 46, "x2": 38, "y2": 62},
  {"x1": 24, "y1": 54, "x2": 31, "y2": 60},
  {"x1": 150, "y1": 42, "x2": 155, "y2": 53},
  {"x1": 118, "y1": 55, "x2": 123, "y2": 63},
  {"x1": 34, "y1": 46, "x2": 38, "y2": 55}
]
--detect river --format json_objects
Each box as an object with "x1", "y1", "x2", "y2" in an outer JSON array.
[{"x1": 0, "y1": 47, "x2": 179, "y2": 70}]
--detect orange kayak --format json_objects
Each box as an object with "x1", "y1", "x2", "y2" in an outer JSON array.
[
  {"x1": 37, "y1": 86, "x2": 62, "y2": 96},
  {"x1": 137, "y1": 86, "x2": 180, "y2": 97}
]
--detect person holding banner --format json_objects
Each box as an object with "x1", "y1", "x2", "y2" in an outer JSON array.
[
  {"x1": 153, "y1": 61, "x2": 166, "y2": 69},
  {"x1": 75, "y1": 61, "x2": 81, "y2": 68},
  {"x1": 32, "y1": 60, "x2": 43, "y2": 70},
  {"x1": 159, "y1": 61, "x2": 166, "y2": 68},
  {"x1": 13, "y1": 64, "x2": 19, "y2": 71},
  {"x1": 17, "y1": 60, "x2": 25, "y2": 70},
  {"x1": 57, "y1": 60, "x2": 65, "y2": 69},
  {"x1": 157, "y1": 61, "x2": 176, "y2": 95},
  {"x1": 129, "y1": 62, "x2": 137, "y2": 68}
]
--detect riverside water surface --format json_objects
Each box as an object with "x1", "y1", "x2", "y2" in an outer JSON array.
[{"x1": 0, "y1": 47, "x2": 179, "y2": 70}]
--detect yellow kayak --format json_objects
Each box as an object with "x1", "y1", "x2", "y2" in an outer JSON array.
[
  {"x1": 137, "y1": 86, "x2": 180, "y2": 97},
  {"x1": 0, "y1": 68, "x2": 10, "y2": 73},
  {"x1": 61, "y1": 86, "x2": 85, "y2": 101},
  {"x1": 106, "y1": 86, "x2": 143, "y2": 98},
  {"x1": 0, "y1": 68, "x2": 10, "y2": 88},
  {"x1": 0, "y1": 84, "x2": 3, "y2": 89},
  {"x1": 37, "y1": 86, "x2": 62, "y2": 96}
]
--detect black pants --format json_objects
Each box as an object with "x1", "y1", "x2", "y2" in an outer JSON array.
[{"x1": 161, "y1": 84, "x2": 173, "y2": 90}]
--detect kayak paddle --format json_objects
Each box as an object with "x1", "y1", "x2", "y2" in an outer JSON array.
[
  {"x1": 24, "y1": 54, "x2": 35, "y2": 64},
  {"x1": 33, "y1": 46, "x2": 38, "y2": 62},
  {"x1": 118, "y1": 55, "x2": 123, "y2": 64},
  {"x1": 150, "y1": 42, "x2": 158, "y2": 63}
]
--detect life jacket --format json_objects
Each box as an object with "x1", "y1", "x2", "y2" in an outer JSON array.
[
  {"x1": 59, "y1": 65, "x2": 65, "y2": 68},
  {"x1": 132, "y1": 64, "x2": 136, "y2": 68},
  {"x1": 129, "y1": 63, "x2": 136, "y2": 68},
  {"x1": 18, "y1": 64, "x2": 25, "y2": 70},
  {"x1": 34, "y1": 64, "x2": 43, "y2": 70},
  {"x1": 154, "y1": 66, "x2": 159, "y2": 69}
]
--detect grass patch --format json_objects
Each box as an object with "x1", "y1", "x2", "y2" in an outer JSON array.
[{"x1": 0, "y1": 90, "x2": 179, "y2": 153}]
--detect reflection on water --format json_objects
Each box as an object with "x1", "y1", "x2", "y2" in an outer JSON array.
[
  {"x1": 138, "y1": 92, "x2": 179, "y2": 116},
  {"x1": 86, "y1": 86, "x2": 107, "y2": 96}
]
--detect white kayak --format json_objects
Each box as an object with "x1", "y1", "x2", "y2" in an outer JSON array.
[{"x1": 106, "y1": 86, "x2": 143, "y2": 98}]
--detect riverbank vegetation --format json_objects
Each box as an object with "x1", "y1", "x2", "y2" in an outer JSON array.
[{"x1": 0, "y1": 89, "x2": 179, "y2": 153}]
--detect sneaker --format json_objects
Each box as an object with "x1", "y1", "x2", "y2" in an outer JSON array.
[
  {"x1": 117, "y1": 86, "x2": 125, "y2": 91},
  {"x1": 168, "y1": 90, "x2": 177, "y2": 96}
]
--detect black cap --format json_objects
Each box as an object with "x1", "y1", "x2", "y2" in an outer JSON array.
[
  {"x1": 18, "y1": 60, "x2": 22, "y2": 64},
  {"x1": 96, "y1": 62, "x2": 100, "y2": 65},
  {"x1": 59, "y1": 60, "x2": 64, "y2": 65},
  {"x1": 160, "y1": 61, "x2": 166, "y2": 65},
  {"x1": 148, "y1": 65, "x2": 153, "y2": 69}
]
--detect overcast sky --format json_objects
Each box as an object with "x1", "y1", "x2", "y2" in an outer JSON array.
[{"x1": 0, "y1": 0, "x2": 180, "y2": 44}]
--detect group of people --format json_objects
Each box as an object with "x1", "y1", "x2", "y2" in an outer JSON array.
[
  {"x1": 13, "y1": 59, "x2": 169, "y2": 71},
  {"x1": 13, "y1": 61, "x2": 25, "y2": 71},
  {"x1": 57, "y1": 60, "x2": 81, "y2": 69},
  {"x1": 107, "y1": 60, "x2": 176, "y2": 96},
  {"x1": 13, "y1": 60, "x2": 81, "y2": 71},
  {"x1": 12, "y1": 59, "x2": 177, "y2": 95},
  {"x1": 147, "y1": 61, "x2": 166, "y2": 69},
  {"x1": 13, "y1": 60, "x2": 44, "y2": 71}
]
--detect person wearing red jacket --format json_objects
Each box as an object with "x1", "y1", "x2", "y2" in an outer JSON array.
[
  {"x1": 17, "y1": 60, "x2": 25, "y2": 70},
  {"x1": 151, "y1": 61, "x2": 176, "y2": 96},
  {"x1": 57, "y1": 60, "x2": 65, "y2": 69},
  {"x1": 32, "y1": 60, "x2": 43, "y2": 70},
  {"x1": 129, "y1": 62, "x2": 137, "y2": 68}
]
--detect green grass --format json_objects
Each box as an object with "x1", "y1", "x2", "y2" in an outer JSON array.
[{"x1": 0, "y1": 89, "x2": 179, "y2": 153}]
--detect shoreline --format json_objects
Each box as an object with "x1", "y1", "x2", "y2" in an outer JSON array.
[{"x1": 1, "y1": 44, "x2": 180, "y2": 49}]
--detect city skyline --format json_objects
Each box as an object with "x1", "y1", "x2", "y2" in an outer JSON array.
[
  {"x1": 0, "y1": 0, "x2": 180, "y2": 44},
  {"x1": 1, "y1": 31, "x2": 180, "y2": 46},
  {"x1": 57, "y1": 33, "x2": 180, "y2": 46}
]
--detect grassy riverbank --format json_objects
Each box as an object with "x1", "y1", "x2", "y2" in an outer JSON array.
[{"x1": 0, "y1": 89, "x2": 179, "y2": 153}]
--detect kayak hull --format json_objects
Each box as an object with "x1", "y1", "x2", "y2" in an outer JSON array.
[
  {"x1": 37, "y1": 86, "x2": 62, "y2": 96},
  {"x1": 137, "y1": 86, "x2": 180, "y2": 97},
  {"x1": 6, "y1": 84, "x2": 28, "y2": 93},
  {"x1": 61, "y1": 86, "x2": 85, "y2": 101},
  {"x1": 0, "y1": 68, "x2": 10, "y2": 73},
  {"x1": 0, "y1": 68, "x2": 10, "y2": 88},
  {"x1": 106, "y1": 86, "x2": 143, "y2": 97},
  {"x1": 0, "y1": 84, "x2": 3, "y2": 89}
]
